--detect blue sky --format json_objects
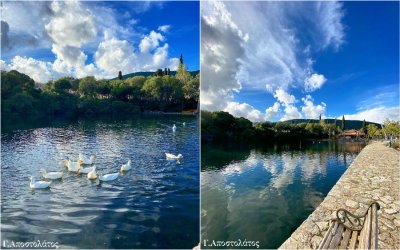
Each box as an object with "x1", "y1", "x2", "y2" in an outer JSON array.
[
  {"x1": 201, "y1": 1, "x2": 399, "y2": 123},
  {"x1": 1, "y1": 1, "x2": 199, "y2": 82}
]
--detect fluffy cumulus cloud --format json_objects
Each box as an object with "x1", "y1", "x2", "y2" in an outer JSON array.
[
  {"x1": 265, "y1": 102, "x2": 281, "y2": 120},
  {"x1": 45, "y1": 1, "x2": 97, "y2": 47},
  {"x1": 200, "y1": 1, "x2": 345, "y2": 121},
  {"x1": 281, "y1": 105, "x2": 302, "y2": 121},
  {"x1": 224, "y1": 102, "x2": 264, "y2": 122},
  {"x1": 301, "y1": 95, "x2": 326, "y2": 119},
  {"x1": 304, "y1": 73, "x2": 327, "y2": 92},
  {"x1": 200, "y1": 1, "x2": 248, "y2": 111},
  {"x1": 94, "y1": 37, "x2": 136, "y2": 76},
  {"x1": 0, "y1": 60, "x2": 10, "y2": 71},
  {"x1": 273, "y1": 89, "x2": 296, "y2": 107},
  {"x1": 139, "y1": 31, "x2": 165, "y2": 53},
  {"x1": 2, "y1": 1, "x2": 179, "y2": 82},
  {"x1": 10, "y1": 56, "x2": 53, "y2": 83},
  {"x1": 344, "y1": 107, "x2": 400, "y2": 124}
]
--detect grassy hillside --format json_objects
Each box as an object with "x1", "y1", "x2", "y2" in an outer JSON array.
[
  {"x1": 113, "y1": 70, "x2": 200, "y2": 80},
  {"x1": 285, "y1": 119, "x2": 381, "y2": 130}
]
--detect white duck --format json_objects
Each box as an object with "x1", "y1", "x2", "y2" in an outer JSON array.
[
  {"x1": 79, "y1": 153, "x2": 96, "y2": 165},
  {"x1": 78, "y1": 165, "x2": 95, "y2": 174},
  {"x1": 29, "y1": 176, "x2": 51, "y2": 189},
  {"x1": 165, "y1": 153, "x2": 183, "y2": 159},
  {"x1": 172, "y1": 124, "x2": 176, "y2": 133},
  {"x1": 183, "y1": 122, "x2": 186, "y2": 126},
  {"x1": 39, "y1": 168, "x2": 63, "y2": 180},
  {"x1": 87, "y1": 166, "x2": 98, "y2": 180},
  {"x1": 120, "y1": 160, "x2": 132, "y2": 172},
  {"x1": 99, "y1": 172, "x2": 119, "y2": 182},
  {"x1": 61, "y1": 159, "x2": 82, "y2": 172}
]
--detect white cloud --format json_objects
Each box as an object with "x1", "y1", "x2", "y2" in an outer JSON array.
[
  {"x1": 45, "y1": 1, "x2": 97, "y2": 47},
  {"x1": 2, "y1": 1, "x2": 180, "y2": 82},
  {"x1": 301, "y1": 95, "x2": 326, "y2": 119},
  {"x1": 10, "y1": 56, "x2": 53, "y2": 83},
  {"x1": 265, "y1": 102, "x2": 280, "y2": 120},
  {"x1": 1, "y1": 2, "x2": 52, "y2": 51},
  {"x1": 224, "y1": 102, "x2": 265, "y2": 122},
  {"x1": 281, "y1": 105, "x2": 302, "y2": 121},
  {"x1": 315, "y1": 1, "x2": 345, "y2": 50},
  {"x1": 304, "y1": 73, "x2": 327, "y2": 92},
  {"x1": 94, "y1": 37, "x2": 136, "y2": 77},
  {"x1": 200, "y1": 1, "x2": 345, "y2": 122},
  {"x1": 0, "y1": 60, "x2": 10, "y2": 71},
  {"x1": 344, "y1": 107, "x2": 400, "y2": 124},
  {"x1": 158, "y1": 25, "x2": 170, "y2": 33},
  {"x1": 200, "y1": 1, "x2": 246, "y2": 111},
  {"x1": 152, "y1": 44, "x2": 169, "y2": 68},
  {"x1": 45, "y1": 1, "x2": 96, "y2": 76},
  {"x1": 51, "y1": 44, "x2": 88, "y2": 70},
  {"x1": 139, "y1": 31, "x2": 165, "y2": 53},
  {"x1": 274, "y1": 89, "x2": 296, "y2": 107}
]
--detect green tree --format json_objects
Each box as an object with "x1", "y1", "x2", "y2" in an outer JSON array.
[
  {"x1": 118, "y1": 71, "x2": 123, "y2": 80},
  {"x1": 175, "y1": 54, "x2": 191, "y2": 84},
  {"x1": 96, "y1": 80, "x2": 111, "y2": 99},
  {"x1": 341, "y1": 115, "x2": 345, "y2": 131},
  {"x1": 53, "y1": 77, "x2": 72, "y2": 94},
  {"x1": 183, "y1": 74, "x2": 199, "y2": 110},
  {"x1": 366, "y1": 124, "x2": 379, "y2": 139},
  {"x1": 79, "y1": 76, "x2": 98, "y2": 97},
  {"x1": 361, "y1": 119, "x2": 367, "y2": 135},
  {"x1": 334, "y1": 117, "x2": 338, "y2": 134},
  {"x1": 126, "y1": 76, "x2": 146, "y2": 87},
  {"x1": 383, "y1": 119, "x2": 400, "y2": 139}
]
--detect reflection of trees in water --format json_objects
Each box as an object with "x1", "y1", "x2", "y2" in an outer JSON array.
[
  {"x1": 201, "y1": 141, "x2": 367, "y2": 248},
  {"x1": 201, "y1": 145, "x2": 252, "y2": 170}
]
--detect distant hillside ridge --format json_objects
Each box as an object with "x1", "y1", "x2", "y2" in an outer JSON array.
[
  {"x1": 111, "y1": 70, "x2": 200, "y2": 80},
  {"x1": 284, "y1": 118, "x2": 381, "y2": 130}
]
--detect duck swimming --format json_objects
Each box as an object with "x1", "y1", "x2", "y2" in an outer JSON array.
[
  {"x1": 79, "y1": 153, "x2": 96, "y2": 165},
  {"x1": 61, "y1": 159, "x2": 82, "y2": 172},
  {"x1": 99, "y1": 172, "x2": 119, "y2": 182},
  {"x1": 87, "y1": 166, "x2": 98, "y2": 180},
  {"x1": 39, "y1": 168, "x2": 63, "y2": 180},
  {"x1": 78, "y1": 165, "x2": 95, "y2": 174},
  {"x1": 29, "y1": 176, "x2": 51, "y2": 189},
  {"x1": 120, "y1": 160, "x2": 132, "y2": 172},
  {"x1": 165, "y1": 153, "x2": 183, "y2": 159}
]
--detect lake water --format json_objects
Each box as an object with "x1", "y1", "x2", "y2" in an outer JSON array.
[
  {"x1": 1, "y1": 115, "x2": 199, "y2": 249},
  {"x1": 201, "y1": 141, "x2": 365, "y2": 249}
]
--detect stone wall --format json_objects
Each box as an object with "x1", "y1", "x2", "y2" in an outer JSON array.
[{"x1": 279, "y1": 142, "x2": 400, "y2": 249}]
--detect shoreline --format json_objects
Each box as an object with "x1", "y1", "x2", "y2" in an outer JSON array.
[{"x1": 279, "y1": 142, "x2": 400, "y2": 249}]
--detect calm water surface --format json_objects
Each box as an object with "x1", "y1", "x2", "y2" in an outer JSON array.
[
  {"x1": 201, "y1": 142, "x2": 365, "y2": 249},
  {"x1": 1, "y1": 115, "x2": 199, "y2": 249}
]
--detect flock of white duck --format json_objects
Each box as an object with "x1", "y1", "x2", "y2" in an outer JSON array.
[
  {"x1": 30, "y1": 123, "x2": 185, "y2": 189},
  {"x1": 30, "y1": 152, "x2": 183, "y2": 189}
]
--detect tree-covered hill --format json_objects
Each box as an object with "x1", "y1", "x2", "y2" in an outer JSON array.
[
  {"x1": 285, "y1": 119, "x2": 381, "y2": 129},
  {"x1": 202, "y1": 111, "x2": 398, "y2": 144}
]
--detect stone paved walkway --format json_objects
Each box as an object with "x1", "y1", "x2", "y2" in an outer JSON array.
[{"x1": 279, "y1": 142, "x2": 400, "y2": 249}]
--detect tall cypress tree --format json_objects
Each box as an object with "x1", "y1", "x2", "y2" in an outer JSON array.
[
  {"x1": 341, "y1": 115, "x2": 345, "y2": 131},
  {"x1": 176, "y1": 54, "x2": 190, "y2": 84},
  {"x1": 118, "y1": 71, "x2": 122, "y2": 80}
]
